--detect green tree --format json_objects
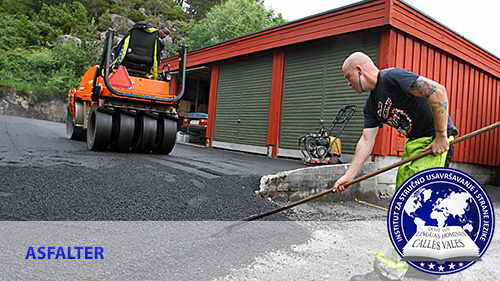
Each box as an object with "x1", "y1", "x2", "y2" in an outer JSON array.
[
  {"x1": 110, "y1": 0, "x2": 141, "y2": 15},
  {"x1": 78, "y1": 0, "x2": 111, "y2": 18},
  {"x1": 0, "y1": 13, "x2": 58, "y2": 49},
  {"x1": 97, "y1": 9, "x2": 113, "y2": 31},
  {"x1": 185, "y1": 0, "x2": 286, "y2": 50},
  {"x1": 183, "y1": 0, "x2": 223, "y2": 20},
  {"x1": 144, "y1": 0, "x2": 188, "y2": 24},
  {"x1": 39, "y1": 2, "x2": 89, "y2": 36},
  {"x1": 0, "y1": 0, "x2": 34, "y2": 15}
]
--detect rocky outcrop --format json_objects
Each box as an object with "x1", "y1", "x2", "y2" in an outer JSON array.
[
  {"x1": 0, "y1": 92, "x2": 66, "y2": 123},
  {"x1": 56, "y1": 35, "x2": 82, "y2": 46},
  {"x1": 110, "y1": 14, "x2": 136, "y2": 35}
]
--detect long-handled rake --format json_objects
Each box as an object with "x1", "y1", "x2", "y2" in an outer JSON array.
[{"x1": 213, "y1": 121, "x2": 500, "y2": 237}]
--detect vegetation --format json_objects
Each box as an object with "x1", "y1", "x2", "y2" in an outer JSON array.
[
  {"x1": 182, "y1": 0, "x2": 286, "y2": 50},
  {"x1": 0, "y1": 0, "x2": 286, "y2": 100}
]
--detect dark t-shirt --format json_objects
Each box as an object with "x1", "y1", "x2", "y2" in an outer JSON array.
[{"x1": 364, "y1": 68, "x2": 457, "y2": 140}]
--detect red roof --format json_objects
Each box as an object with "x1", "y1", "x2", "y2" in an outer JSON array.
[{"x1": 162, "y1": 0, "x2": 500, "y2": 78}]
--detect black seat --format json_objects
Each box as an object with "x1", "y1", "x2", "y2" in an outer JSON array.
[{"x1": 113, "y1": 24, "x2": 160, "y2": 78}]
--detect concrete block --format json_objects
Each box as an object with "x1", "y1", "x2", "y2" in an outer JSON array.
[{"x1": 257, "y1": 162, "x2": 389, "y2": 202}]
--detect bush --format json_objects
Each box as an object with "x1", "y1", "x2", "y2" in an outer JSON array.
[
  {"x1": 128, "y1": 9, "x2": 146, "y2": 23},
  {"x1": 39, "y1": 2, "x2": 89, "y2": 35},
  {"x1": 0, "y1": 39, "x2": 98, "y2": 100},
  {"x1": 98, "y1": 10, "x2": 113, "y2": 31},
  {"x1": 0, "y1": 14, "x2": 58, "y2": 50}
]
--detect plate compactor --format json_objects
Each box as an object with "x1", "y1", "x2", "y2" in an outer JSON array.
[
  {"x1": 298, "y1": 105, "x2": 357, "y2": 165},
  {"x1": 66, "y1": 25, "x2": 187, "y2": 154}
]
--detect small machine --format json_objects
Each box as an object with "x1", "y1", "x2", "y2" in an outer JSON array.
[{"x1": 298, "y1": 105, "x2": 357, "y2": 165}]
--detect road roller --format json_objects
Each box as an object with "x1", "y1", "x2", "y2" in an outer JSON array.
[{"x1": 66, "y1": 25, "x2": 187, "y2": 154}]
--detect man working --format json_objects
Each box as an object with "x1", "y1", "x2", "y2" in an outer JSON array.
[
  {"x1": 334, "y1": 52, "x2": 457, "y2": 281},
  {"x1": 158, "y1": 25, "x2": 170, "y2": 54}
]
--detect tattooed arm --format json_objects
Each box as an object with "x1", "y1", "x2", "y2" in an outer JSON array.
[{"x1": 408, "y1": 76, "x2": 450, "y2": 156}]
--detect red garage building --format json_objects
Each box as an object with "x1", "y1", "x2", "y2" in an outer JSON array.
[{"x1": 163, "y1": 0, "x2": 500, "y2": 169}]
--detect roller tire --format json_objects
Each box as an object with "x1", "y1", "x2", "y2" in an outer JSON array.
[
  {"x1": 87, "y1": 104, "x2": 112, "y2": 151},
  {"x1": 110, "y1": 113, "x2": 135, "y2": 152},
  {"x1": 132, "y1": 114, "x2": 157, "y2": 153},
  {"x1": 66, "y1": 108, "x2": 86, "y2": 141},
  {"x1": 74, "y1": 101, "x2": 84, "y2": 124},
  {"x1": 153, "y1": 117, "x2": 177, "y2": 154}
]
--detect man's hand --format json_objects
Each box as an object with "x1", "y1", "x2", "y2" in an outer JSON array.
[
  {"x1": 333, "y1": 174, "x2": 354, "y2": 193},
  {"x1": 423, "y1": 135, "x2": 449, "y2": 156},
  {"x1": 332, "y1": 127, "x2": 378, "y2": 194}
]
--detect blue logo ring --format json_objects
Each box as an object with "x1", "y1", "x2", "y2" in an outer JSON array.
[{"x1": 387, "y1": 167, "x2": 495, "y2": 275}]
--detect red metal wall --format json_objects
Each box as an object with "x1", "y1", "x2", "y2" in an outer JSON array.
[
  {"x1": 162, "y1": 0, "x2": 500, "y2": 166},
  {"x1": 161, "y1": 0, "x2": 388, "y2": 70},
  {"x1": 375, "y1": 29, "x2": 500, "y2": 166}
]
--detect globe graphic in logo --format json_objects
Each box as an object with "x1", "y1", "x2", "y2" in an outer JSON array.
[
  {"x1": 402, "y1": 183, "x2": 480, "y2": 242},
  {"x1": 388, "y1": 168, "x2": 495, "y2": 275}
]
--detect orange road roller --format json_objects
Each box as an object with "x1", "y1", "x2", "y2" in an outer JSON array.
[{"x1": 66, "y1": 24, "x2": 187, "y2": 154}]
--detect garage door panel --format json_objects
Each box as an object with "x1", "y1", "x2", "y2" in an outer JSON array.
[
  {"x1": 279, "y1": 33, "x2": 380, "y2": 153},
  {"x1": 214, "y1": 55, "x2": 272, "y2": 147}
]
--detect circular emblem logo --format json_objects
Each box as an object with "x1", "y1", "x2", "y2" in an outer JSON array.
[{"x1": 387, "y1": 167, "x2": 495, "y2": 275}]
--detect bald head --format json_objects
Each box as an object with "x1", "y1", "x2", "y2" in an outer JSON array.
[
  {"x1": 342, "y1": 52, "x2": 379, "y2": 93},
  {"x1": 342, "y1": 52, "x2": 376, "y2": 72}
]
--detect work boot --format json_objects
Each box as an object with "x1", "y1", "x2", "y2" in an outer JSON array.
[{"x1": 350, "y1": 270, "x2": 388, "y2": 281}]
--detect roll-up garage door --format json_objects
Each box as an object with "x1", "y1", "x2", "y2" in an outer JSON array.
[
  {"x1": 213, "y1": 55, "x2": 273, "y2": 151},
  {"x1": 279, "y1": 34, "x2": 379, "y2": 156}
]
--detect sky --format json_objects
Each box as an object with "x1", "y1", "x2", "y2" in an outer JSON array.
[{"x1": 262, "y1": 0, "x2": 500, "y2": 58}]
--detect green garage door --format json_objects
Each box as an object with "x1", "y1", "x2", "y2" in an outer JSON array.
[
  {"x1": 279, "y1": 34, "x2": 379, "y2": 155},
  {"x1": 213, "y1": 55, "x2": 273, "y2": 149}
]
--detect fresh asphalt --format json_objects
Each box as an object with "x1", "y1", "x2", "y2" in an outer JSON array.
[{"x1": 0, "y1": 114, "x2": 304, "y2": 221}]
